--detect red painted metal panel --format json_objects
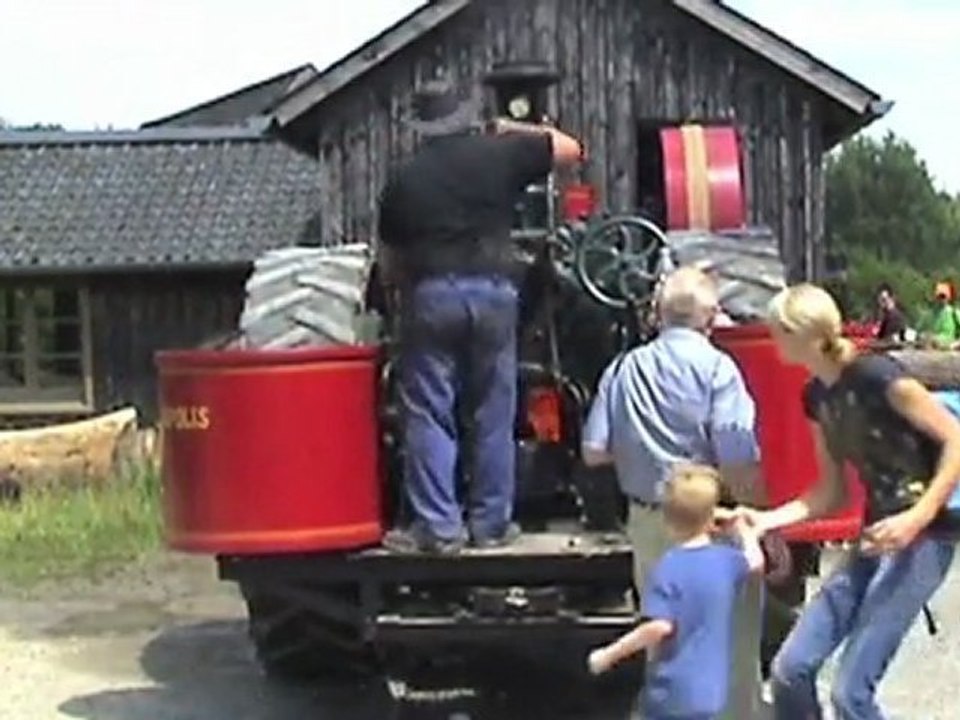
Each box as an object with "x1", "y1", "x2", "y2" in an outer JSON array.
[
  {"x1": 562, "y1": 183, "x2": 597, "y2": 222},
  {"x1": 713, "y1": 325, "x2": 865, "y2": 544},
  {"x1": 155, "y1": 346, "x2": 384, "y2": 554}
]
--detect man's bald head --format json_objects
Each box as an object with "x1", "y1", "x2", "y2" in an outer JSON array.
[{"x1": 656, "y1": 266, "x2": 720, "y2": 330}]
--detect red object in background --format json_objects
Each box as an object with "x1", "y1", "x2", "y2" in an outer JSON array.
[
  {"x1": 713, "y1": 325, "x2": 865, "y2": 543},
  {"x1": 562, "y1": 183, "x2": 597, "y2": 221},
  {"x1": 661, "y1": 127, "x2": 689, "y2": 229},
  {"x1": 527, "y1": 386, "x2": 563, "y2": 443},
  {"x1": 842, "y1": 320, "x2": 880, "y2": 346},
  {"x1": 156, "y1": 346, "x2": 384, "y2": 555},
  {"x1": 661, "y1": 125, "x2": 746, "y2": 232}
]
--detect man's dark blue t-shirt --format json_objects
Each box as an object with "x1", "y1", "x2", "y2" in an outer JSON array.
[{"x1": 640, "y1": 543, "x2": 750, "y2": 719}]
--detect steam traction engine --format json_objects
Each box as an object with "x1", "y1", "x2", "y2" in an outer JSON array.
[{"x1": 156, "y1": 63, "x2": 865, "y2": 684}]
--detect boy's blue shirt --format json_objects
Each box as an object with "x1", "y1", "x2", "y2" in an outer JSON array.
[{"x1": 641, "y1": 542, "x2": 750, "y2": 718}]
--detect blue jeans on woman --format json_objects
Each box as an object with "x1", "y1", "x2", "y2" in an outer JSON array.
[{"x1": 771, "y1": 533, "x2": 955, "y2": 719}]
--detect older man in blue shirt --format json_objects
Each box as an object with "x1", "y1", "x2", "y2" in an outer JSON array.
[{"x1": 582, "y1": 265, "x2": 765, "y2": 718}]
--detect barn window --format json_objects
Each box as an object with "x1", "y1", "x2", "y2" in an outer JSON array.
[{"x1": 0, "y1": 286, "x2": 93, "y2": 413}]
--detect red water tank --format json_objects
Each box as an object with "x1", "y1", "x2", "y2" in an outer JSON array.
[
  {"x1": 713, "y1": 325, "x2": 865, "y2": 543},
  {"x1": 155, "y1": 346, "x2": 384, "y2": 555}
]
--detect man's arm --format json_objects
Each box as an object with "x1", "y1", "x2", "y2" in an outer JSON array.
[
  {"x1": 581, "y1": 361, "x2": 618, "y2": 467},
  {"x1": 710, "y1": 356, "x2": 763, "y2": 505},
  {"x1": 492, "y1": 117, "x2": 584, "y2": 167}
]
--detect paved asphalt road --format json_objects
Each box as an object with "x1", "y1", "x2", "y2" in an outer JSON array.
[{"x1": 0, "y1": 549, "x2": 957, "y2": 719}]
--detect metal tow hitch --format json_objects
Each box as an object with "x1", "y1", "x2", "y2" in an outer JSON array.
[{"x1": 504, "y1": 587, "x2": 529, "y2": 610}]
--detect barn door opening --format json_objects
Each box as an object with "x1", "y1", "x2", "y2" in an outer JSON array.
[{"x1": 636, "y1": 120, "x2": 669, "y2": 228}]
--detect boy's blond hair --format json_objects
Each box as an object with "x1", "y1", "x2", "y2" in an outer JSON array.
[{"x1": 663, "y1": 464, "x2": 721, "y2": 535}]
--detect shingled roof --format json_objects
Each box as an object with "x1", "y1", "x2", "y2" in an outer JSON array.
[{"x1": 0, "y1": 124, "x2": 323, "y2": 274}]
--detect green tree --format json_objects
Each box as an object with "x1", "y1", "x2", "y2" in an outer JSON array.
[
  {"x1": 825, "y1": 133, "x2": 960, "y2": 322},
  {"x1": 826, "y1": 132, "x2": 958, "y2": 271}
]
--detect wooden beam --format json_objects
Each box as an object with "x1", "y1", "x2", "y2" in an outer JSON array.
[
  {"x1": 671, "y1": 0, "x2": 884, "y2": 116},
  {"x1": 271, "y1": 0, "x2": 472, "y2": 128}
]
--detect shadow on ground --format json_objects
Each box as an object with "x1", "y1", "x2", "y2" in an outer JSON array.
[{"x1": 58, "y1": 619, "x2": 639, "y2": 720}]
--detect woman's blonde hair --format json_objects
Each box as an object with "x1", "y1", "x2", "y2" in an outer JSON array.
[{"x1": 766, "y1": 283, "x2": 854, "y2": 362}]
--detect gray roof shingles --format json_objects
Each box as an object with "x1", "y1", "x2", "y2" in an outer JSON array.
[{"x1": 0, "y1": 126, "x2": 323, "y2": 273}]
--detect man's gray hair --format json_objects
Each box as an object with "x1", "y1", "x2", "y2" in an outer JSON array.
[{"x1": 656, "y1": 266, "x2": 720, "y2": 329}]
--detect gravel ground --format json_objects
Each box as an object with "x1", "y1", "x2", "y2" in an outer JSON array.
[{"x1": 0, "y1": 549, "x2": 957, "y2": 719}]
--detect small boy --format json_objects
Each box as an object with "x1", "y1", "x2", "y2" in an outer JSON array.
[{"x1": 587, "y1": 464, "x2": 765, "y2": 720}]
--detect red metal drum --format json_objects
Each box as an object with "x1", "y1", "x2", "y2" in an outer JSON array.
[
  {"x1": 713, "y1": 324, "x2": 865, "y2": 543},
  {"x1": 661, "y1": 124, "x2": 746, "y2": 232},
  {"x1": 155, "y1": 346, "x2": 384, "y2": 555}
]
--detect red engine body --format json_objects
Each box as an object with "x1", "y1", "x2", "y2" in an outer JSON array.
[
  {"x1": 156, "y1": 345, "x2": 384, "y2": 555},
  {"x1": 714, "y1": 324, "x2": 865, "y2": 542}
]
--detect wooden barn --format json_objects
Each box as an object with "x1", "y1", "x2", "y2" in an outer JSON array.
[
  {"x1": 0, "y1": 118, "x2": 323, "y2": 425},
  {"x1": 0, "y1": 1, "x2": 887, "y2": 425},
  {"x1": 268, "y1": 0, "x2": 888, "y2": 279}
]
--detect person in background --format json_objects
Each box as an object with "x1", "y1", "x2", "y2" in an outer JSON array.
[
  {"x1": 376, "y1": 80, "x2": 583, "y2": 554},
  {"x1": 741, "y1": 282, "x2": 960, "y2": 720},
  {"x1": 874, "y1": 283, "x2": 907, "y2": 342},
  {"x1": 920, "y1": 281, "x2": 960, "y2": 349},
  {"x1": 587, "y1": 464, "x2": 765, "y2": 720},
  {"x1": 580, "y1": 266, "x2": 766, "y2": 718}
]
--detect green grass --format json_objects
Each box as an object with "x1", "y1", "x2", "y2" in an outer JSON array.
[{"x1": 0, "y1": 464, "x2": 164, "y2": 589}]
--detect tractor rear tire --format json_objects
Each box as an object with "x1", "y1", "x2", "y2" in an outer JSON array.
[
  {"x1": 665, "y1": 226, "x2": 788, "y2": 321},
  {"x1": 237, "y1": 243, "x2": 379, "y2": 349},
  {"x1": 240, "y1": 582, "x2": 380, "y2": 684}
]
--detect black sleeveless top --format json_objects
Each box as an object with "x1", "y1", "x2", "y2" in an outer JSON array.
[{"x1": 803, "y1": 354, "x2": 960, "y2": 533}]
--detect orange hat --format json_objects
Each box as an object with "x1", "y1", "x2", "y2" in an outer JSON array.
[{"x1": 935, "y1": 282, "x2": 953, "y2": 300}]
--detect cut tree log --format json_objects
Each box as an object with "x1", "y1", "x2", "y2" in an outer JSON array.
[
  {"x1": 0, "y1": 407, "x2": 140, "y2": 488},
  {"x1": 889, "y1": 349, "x2": 960, "y2": 390}
]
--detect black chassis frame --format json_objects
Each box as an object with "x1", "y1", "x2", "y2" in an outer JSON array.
[{"x1": 217, "y1": 530, "x2": 640, "y2": 648}]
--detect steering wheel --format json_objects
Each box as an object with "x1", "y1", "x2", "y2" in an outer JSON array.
[{"x1": 574, "y1": 216, "x2": 670, "y2": 309}]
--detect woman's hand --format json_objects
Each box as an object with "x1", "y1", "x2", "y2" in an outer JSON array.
[
  {"x1": 861, "y1": 505, "x2": 932, "y2": 555},
  {"x1": 719, "y1": 505, "x2": 769, "y2": 536}
]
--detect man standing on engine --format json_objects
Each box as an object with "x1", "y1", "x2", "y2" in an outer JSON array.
[
  {"x1": 581, "y1": 266, "x2": 766, "y2": 718},
  {"x1": 377, "y1": 80, "x2": 583, "y2": 555}
]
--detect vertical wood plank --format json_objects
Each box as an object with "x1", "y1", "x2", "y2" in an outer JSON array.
[
  {"x1": 580, "y1": 0, "x2": 605, "y2": 203},
  {"x1": 608, "y1": 0, "x2": 635, "y2": 211},
  {"x1": 532, "y1": 0, "x2": 559, "y2": 120},
  {"x1": 555, "y1": 0, "x2": 582, "y2": 134}
]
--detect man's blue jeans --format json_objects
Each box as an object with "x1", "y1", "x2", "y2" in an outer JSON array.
[
  {"x1": 771, "y1": 533, "x2": 955, "y2": 719},
  {"x1": 398, "y1": 274, "x2": 518, "y2": 542}
]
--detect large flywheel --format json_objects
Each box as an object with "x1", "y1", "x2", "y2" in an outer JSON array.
[{"x1": 573, "y1": 215, "x2": 670, "y2": 309}]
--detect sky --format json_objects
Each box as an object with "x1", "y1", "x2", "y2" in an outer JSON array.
[{"x1": 1, "y1": 0, "x2": 958, "y2": 192}]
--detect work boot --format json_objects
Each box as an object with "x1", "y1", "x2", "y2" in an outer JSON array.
[
  {"x1": 471, "y1": 522, "x2": 522, "y2": 549},
  {"x1": 381, "y1": 526, "x2": 466, "y2": 556}
]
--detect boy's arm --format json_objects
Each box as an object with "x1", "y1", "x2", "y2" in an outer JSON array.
[
  {"x1": 589, "y1": 564, "x2": 678, "y2": 675},
  {"x1": 587, "y1": 618, "x2": 674, "y2": 675}
]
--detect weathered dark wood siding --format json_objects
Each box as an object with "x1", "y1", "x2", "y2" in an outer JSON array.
[
  {"x1": 289, "y1": 0, "x2": 828, "y2": 280},
  {"x1": 89, "y1": 271, "x2": 245, "y2": 423}
]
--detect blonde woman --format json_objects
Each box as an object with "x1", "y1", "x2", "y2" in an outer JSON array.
[{"x1": 740, "y1": 283, "x2": 960, "y2": 720}]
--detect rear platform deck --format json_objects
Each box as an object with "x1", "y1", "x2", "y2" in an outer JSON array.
[{"x1": 219, "y1": 531, "x2": 633, "y2": 585}]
